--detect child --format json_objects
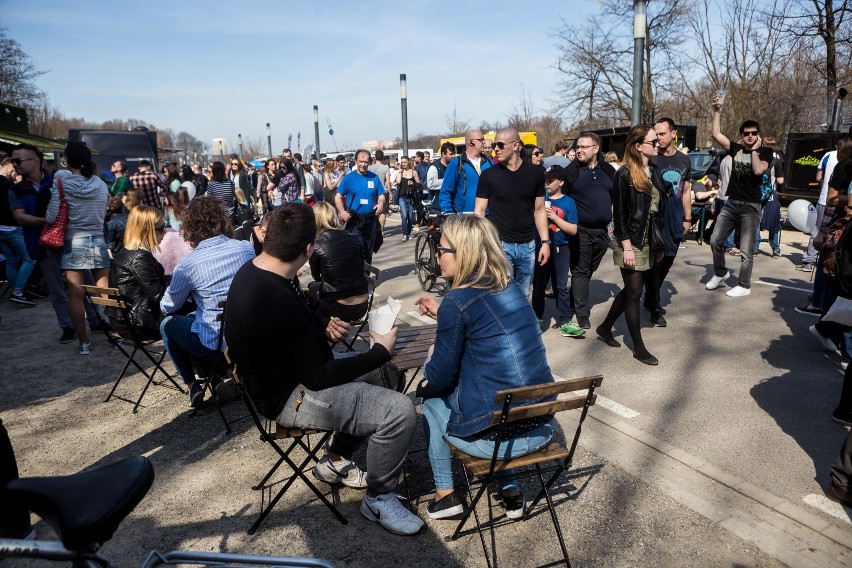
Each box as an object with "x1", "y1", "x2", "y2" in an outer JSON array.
[
  {"x1": 531, "y1": 165, "x2": 582, "y2": 337},
  {"x1": 104, "y1": 195, "x2": 128, "y2": 253}
]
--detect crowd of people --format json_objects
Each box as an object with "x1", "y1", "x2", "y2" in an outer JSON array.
[{"x1": 1, "y1": 93, "x2": 851, "y2": 540}]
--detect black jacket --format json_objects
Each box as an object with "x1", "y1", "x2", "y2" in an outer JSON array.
[
  {"x1": 109, "y1": 248, "x2": 166, "y2": 331},
  {"x1": 309, "y1": 229, "x2": 368, "y2": 301},
  {"x1": 612, "y1": 164, "x2": 667, "y2": 248}
]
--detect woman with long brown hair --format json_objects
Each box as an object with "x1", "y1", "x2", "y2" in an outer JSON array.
[{"x1": 596, "y1": 125, "x2": 669, "y2": 365}]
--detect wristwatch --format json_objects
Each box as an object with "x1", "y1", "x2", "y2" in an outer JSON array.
[{"x1": 541, "y1": 239, "x2": 551, "y2": 245}]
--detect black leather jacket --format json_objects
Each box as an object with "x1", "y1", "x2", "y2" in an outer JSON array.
[
  {"x1": 309, "y1": 229, "x2": 368, "y2": 301},
  {"x1": 612, "y1": 164, "x2": 667, "y2": 248},
  {"x1": 109, "y1": 248, "x2": 166, "y2": 331}
]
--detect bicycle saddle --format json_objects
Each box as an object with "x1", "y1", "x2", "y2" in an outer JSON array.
[{"x1": 3, "y1": 456, "x2": 154, "y2": 551}]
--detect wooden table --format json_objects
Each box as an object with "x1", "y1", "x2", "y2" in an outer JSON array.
[{"x1": 389, "y1": 324, "x2": 436, "y2": 393}]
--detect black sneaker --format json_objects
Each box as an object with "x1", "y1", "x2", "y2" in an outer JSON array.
[
  {"x1": 427, "y1": 492, "x2": 465, "y2": 519},
  {"x1": 59, "y1": 327, "x2": 76, "y2": 344},
  {"x1": 576, "y1": 316, "x2": 591, "y2": 329},
  {"x1": 794, "y1": 305, "x2": 821, "y2": 317},
  {"x1": 9, "y1": 293, "x2": 35, "y2": 307},
  {"x1": 499, "y1": 491, "x2": 526, "y2": 520},
  {"x1": 189, "y1": 382, "x2": 204, "y2": 408},
  {"x1": 651, "y1": 313, "x2": 667, "y2": 327}
]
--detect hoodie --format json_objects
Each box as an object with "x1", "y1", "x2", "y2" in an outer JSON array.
[{"x1": 46, "y1": 169, "x2": 109, "y2": 240}]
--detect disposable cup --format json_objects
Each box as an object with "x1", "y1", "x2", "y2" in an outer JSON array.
[{"x1": 713, "y1": 89, "x2": 728, "y2": 106}]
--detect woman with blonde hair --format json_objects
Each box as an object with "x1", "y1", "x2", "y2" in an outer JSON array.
[
  {"x1": 595, "y1": 124, "x2": 669, "y2": 365},
  {"x1": 107, "y1": 206, "x2": 167, "y2": 339},
  {"x1": 414, "y1": 214, "x2": 556, "y2": 520},
  {"x1": 122, "y1": 188, "x2": 142, "y2": 211},
  {"x1": 307, "y1": 201, "x2": 369, "y2": 320}
]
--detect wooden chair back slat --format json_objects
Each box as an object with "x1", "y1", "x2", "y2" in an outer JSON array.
[
  {"x1": 493, "y1": 375, "x2": 603, "y2": 405},
  {"x1": 87, "y1": 296, "x2": 125, "y2": 309},
  {"x1": 489, "y1": 394, "x2": 596, "y2": 426},
  {"x1": 81, "y1": 284, "x2": 119, "y2": 296}
]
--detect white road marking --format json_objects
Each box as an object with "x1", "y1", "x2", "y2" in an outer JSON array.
[
  {"x1": 802, "y1": 493, "x2": 852, "y2": 524},
  {"x1": 754, "y1": 280, "x2": 812, "y2": 293},
  {"x1": 552, "y1": 374, "x2": 640, "y2": 419},
  {"x1": 406, "y1": 310, "x2": 437, "y2": 324}
]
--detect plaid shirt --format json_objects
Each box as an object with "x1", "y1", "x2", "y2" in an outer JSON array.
[{"x1": 129, "y1": 170, "x2": 164, "y2": 209}]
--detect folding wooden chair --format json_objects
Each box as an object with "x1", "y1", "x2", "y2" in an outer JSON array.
[
  {"x1": 82, "y1": 285, "x2": 185, "y2": 413},
  {"x1": 342, "y1": 263, "x2": 380, "y2": 352},
  {"x1": 229, "y1": 360, "x2": 347, "y2": 534},
  {"x1": 188, "y1": 301, "x2": 244, "y2": 434},
  {"x1": 446, "y1": 375, "x2": 603, "y2": 568}
]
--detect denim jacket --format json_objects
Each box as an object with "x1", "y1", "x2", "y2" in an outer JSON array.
[{"x1": 424, "y1": 279, "x2": 555, "y2": 437}]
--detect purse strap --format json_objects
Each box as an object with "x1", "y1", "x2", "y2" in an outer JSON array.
[{"x1": 57, "y1": 177, "x2": 64, "y2": 199}]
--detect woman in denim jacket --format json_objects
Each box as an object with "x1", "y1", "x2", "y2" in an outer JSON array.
[{"x1": 414, "y1": 214, "x2": 556, "y2": 521}]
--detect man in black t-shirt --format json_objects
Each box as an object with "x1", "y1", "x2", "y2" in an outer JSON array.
[
  {"x1": 475, "y1": 127, "x2": 549, "y2": 297},
  {"x1": 225, "y1": 203, "x2": 424, "y2": 536},
  {"x1": 705, "y1": 95, "x2": 774, "y2": 298},
  {"x1": 644, "y1": 118, "x2": 692, "y2": 325}
]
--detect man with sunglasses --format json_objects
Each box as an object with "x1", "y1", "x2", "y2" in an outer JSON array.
[
  {"x1": 439, "y1": 129, "x2": 492, "y2": 214},
  {"x1": 706, "y1": 95, "x2": 774, "y2": 297},
  {"x1": 475, "y1": 128, "x2": 549, "y2": 296}
]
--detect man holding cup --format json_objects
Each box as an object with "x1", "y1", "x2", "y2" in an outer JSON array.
[
  {"x1": 225, "y1": 203, "x2": 424, "y2": 536},
  {"x1": 705, "y1": 92, "x2": 774, "y2": 297}
]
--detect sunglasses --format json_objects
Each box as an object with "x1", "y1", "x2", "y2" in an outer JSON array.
[
  {"x1": 742, "y1": 130, "x2": 759, "y2": 136},
  {"x1": 436, "y1": 246, "x2": 456, "y2": 257},
  {"x1": 10, "y1": 157, "x2": 35, "y2": 166},
  {"x1": 494, "y1": 140, "x2": 519, "y2": 150},
  {"x1": 533, "y1": 151, "x2": 543, "y2": 156}
]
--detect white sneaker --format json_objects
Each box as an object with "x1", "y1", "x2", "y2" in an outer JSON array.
[
  {"x1": 79, "y1": 342, "x2": 92, "y2": 355},
  {"x1": 705, "y1": 273, "x2": 729, "y2": 290},
  {"x1": 809, "y1": 325, "x2": 837, "y2": 352},
  {"x1": 726, "y1": 285, "x2": 751, "y2": 297},
  {"x1": 360, "y1": 492, "x2": 424, "y2": 536},
  {"x1": 313, "y1": 455, "x2": 368, "y2": 489}
]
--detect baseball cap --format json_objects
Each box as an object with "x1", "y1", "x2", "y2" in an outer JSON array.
[{"x1": 544, "y1": 164, "x2": 566, "y2": 181}]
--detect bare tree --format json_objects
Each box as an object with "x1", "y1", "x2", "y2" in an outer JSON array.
[
  {"x1": 0, "y1": 26, "x2": 46, "y2": 109},
  {"x1": 506, "y1": 85, "x2": 537, "y2": 131},
  {"x1": 444, "y1": 101, "x2": 471, "y2": 136}
]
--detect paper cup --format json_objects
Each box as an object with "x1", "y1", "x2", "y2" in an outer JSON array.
[
  {"x1": 544, "y1": 200, "x2": 551, "y2": 208},
  {"x1": 713, "y1": 89, "x2": 728, "y2": 106}
]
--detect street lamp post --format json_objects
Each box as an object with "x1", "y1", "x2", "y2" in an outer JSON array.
[
  {"x1": 238, "y1": 133, "x2": 244, "y2": 160},
  {"x1": 266, "y1": 123, "x2": 272, "y2": 158},
  {"x1": 400, "y1": 74, "x2": 409, "y2": 157},
  {"x1": 631, "y1": 0, "x2": 647, "y2": 126},
  {"x1": 313, "y1": 105, "x2": 321, "y2": 161}
]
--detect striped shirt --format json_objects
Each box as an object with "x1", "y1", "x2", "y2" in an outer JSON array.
[
  {"x1": 206, "y1": 180, "x2": 235, "y2": 214},
  {"x1": 160, "y1": 235, "x2": 255, "y2": 349}
]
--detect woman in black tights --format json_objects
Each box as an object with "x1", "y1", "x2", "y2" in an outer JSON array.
[{"x1": 596, "y1": 125, "x2": 668, "y2": 365}]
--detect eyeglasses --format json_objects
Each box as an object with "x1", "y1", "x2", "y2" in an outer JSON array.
[
  {"x1": 231, "y1": 162, "x2": 239, "y2": 166},
  {"x1": 575, "y1": 144, "x2": 597, "y2": 150},
  {"x1": 642, "y1": 139, "x2": 660, "y2": 146},
  {"x1": 742, "y1": 130, "x2": 759, "y2": 136},
  {"x1": 436, "y1": 246, "x2": 456, "y2": 257},
  {"x1": 470, "y1": 138, "x2": 484, "y2": 144},
  {"x1": 493, "y1": 140, "x2": 519, "y2": 150},
  {"x1": 10, "y1": 157, "x2": 35, "y2": 166}
]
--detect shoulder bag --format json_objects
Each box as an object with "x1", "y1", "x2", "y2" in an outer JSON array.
[{"x1": 39, "y1": 178, "x2": 69, "y2": 250}]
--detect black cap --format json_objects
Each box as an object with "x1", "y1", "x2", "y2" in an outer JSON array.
[{"x1": 544, "y1": 164, "x2": 566, "y2": 181}]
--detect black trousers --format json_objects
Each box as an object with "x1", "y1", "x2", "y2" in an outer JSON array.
[
  {"x1": 831, "y1": 427, "x2": 852, "y2": 491},
  {"x1": 569, "y1": 226, "x2": 610, "y2": 319},
  {"x1": 0, "y1": 419, "x2": 30, "y2": 532},
  {"x1": 644, "y1": 248, "x2": 677, "y2": 312}
]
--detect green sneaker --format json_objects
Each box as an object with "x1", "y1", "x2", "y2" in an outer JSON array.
[{"x1": 560, "y1": 321, "x2": 586, "y2": 338}]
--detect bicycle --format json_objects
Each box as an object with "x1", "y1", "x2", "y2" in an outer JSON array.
[
  {"x1": 0, "y1": 455, "x2": 335, "y2": 568},
  {"x1": 413, "y1": 208, "x2": 447, "y2": 293}
]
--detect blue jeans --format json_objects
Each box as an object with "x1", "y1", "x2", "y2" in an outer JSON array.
[
  {"x1": 755, "y1": 225, "x2": 780, "y2": 253},
  {"x1": 0, "y1": 228, "x2": 35, "y2": 292},
  {"x1": 710, "y1": 200, "x2": 761, "y2": 288},
  {"x1": 398, "y1": 196, "x2": 413, "y2": 237},
  {"x1": 160, "y1": 314, "x2": 219, "y2": 385},
  {"x1": 502, "y1": 240, "x2": 536, "y2": 297},
  {"x1": 422, "y1": 396, "x2": 553, "y2": 492}
]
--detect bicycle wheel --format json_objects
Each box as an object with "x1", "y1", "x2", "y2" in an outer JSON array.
[{"x1": 414, "y1": 232, "x2": 437, "y2": 292}]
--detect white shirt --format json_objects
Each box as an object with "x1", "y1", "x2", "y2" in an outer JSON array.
[{"x1": 819, "y1": 151, "x2": 838, "y2": 206}]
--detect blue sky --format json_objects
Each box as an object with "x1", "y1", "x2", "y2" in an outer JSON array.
[{"x1": 4, "y1": 1, "x2": 600, "y2": 154}]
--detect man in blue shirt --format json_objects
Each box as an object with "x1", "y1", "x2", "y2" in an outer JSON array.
[
  {"x1": 160, "y1": 195, "x2": 255, "y2": 407},
  {"x1": 334, "y1": 149, "x2": 386, "y2": 263},
  {"x1": 439, "y1": 129, "x2": 492, "y2": 214}
]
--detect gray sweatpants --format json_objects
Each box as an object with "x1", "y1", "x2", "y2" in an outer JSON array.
[{"x1": 276, "y1": 362, "x2": 416, "y2": 494}]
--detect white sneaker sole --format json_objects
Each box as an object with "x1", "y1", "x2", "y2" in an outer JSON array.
[{"x1": 427, "y1": 502, "x2": 464, "y2": 519}]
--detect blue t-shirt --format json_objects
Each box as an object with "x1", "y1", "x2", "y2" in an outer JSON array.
[
  {"x1": 337, "y1": 170, "x2": 384, "y2": 216},
  {"x1": 547, "y1": 194, "x2": 578, "y2": 247}
]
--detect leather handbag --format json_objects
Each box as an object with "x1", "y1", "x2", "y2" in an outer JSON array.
[
  {"x1": 39, "y1": 178, "x2": 69, "y2": 250},
  {"x1": 648, "y1": 213, "x2": 666, "y2": 251}
]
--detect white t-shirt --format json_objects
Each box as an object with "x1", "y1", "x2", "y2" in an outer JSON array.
[{"x1": 818, "y1": 151, "x2": 838, "y2": 206}]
